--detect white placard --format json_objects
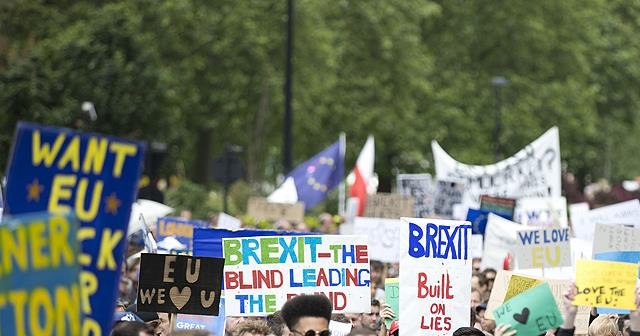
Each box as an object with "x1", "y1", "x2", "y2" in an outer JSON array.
[
  {"x1": 481, "y1": 214, "x2": 521, "y2": 270},
  {"x1": 514, "y1": 227, "x2": 571, "y2": 269},
  {"x1": 572, "y1": 200, "x2": 640, "y2": 241},
  {"x1": 353, "y1": 217, "x2": 401, "y2": 263},
  {"x1": 514, "y1": 197, "x2": 568, "y2": 228}
]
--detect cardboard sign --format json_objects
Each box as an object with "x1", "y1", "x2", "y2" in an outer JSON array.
[
  {"x1": 218, "y1": 213, "x2": 242, "y2": 230},
  {"x1": 504, "y1": 275, "x2": 543, "y2": 301},
  {"x1": 175, "y1": 298, "x2": 225, "y2": 335},
  {"x1": 493, "y1": 283, "x2": 563, "y2": 336},
  {"x1": 433, "y1": 180, "x2": 465, "y2": 217},
  {"x1": 432, "y1": 127, "x2": 561, "y2": 207},
  {"x1": 515, "y1": 228, "x2": 571, "y2": 269},
  {"x1": 353, "y1": 217, "x2": 401, "y2": 263},
  {"x1": 247, "y1": 197, "x2": 304, "y2": 222},
  {"x1": 572, "y1": 200, "x2": 640, "y2": 242},
  {"x1": 222, "y1": 235, "x2": 370, "y2": 316},
  {"x1": 592, "y1": 224, "x2": 640, "y2": 255},
  {"x1": 593, "y1": 251, "x2": 640, "y2": 314},
  {"x1": 574, "y1": 259, "x2": 638, "y2": 309},
  {"x1": 397, "y1": 174, "x2": 435, "y2": 217},
  {"x1": 480, "y1": 195, "x2": 516, "y2": 219},
  {"x1": 385, "y1": 278, "x2": 400, "y2": 329},
  {"x1": 486, "y1": 271, "x2": 589, "y2": 334},
  {"x1": 157, "y1": 217, "x2": 208, "y2": 251},
  {"x1": 399, "y1": 218, "x2": 472, "y2": 336},
  {"x1": 481, "y1": 214, "x2": 521, "y2": 270},
  {"x1": 470, "y1": 234, "x2": 484, "y2": 259},
  {"x1": 137, "y1": 254, "x2": 225, "y2": 315},
  {"x1": 363, "y1": 193, "x2": 414, "y2": 219},
  {"x1": 514, "y1": 197, "x2": 568, "y2": 228},
  {"x1": 0, "y1": 212, "x2": 82, "y2": 336},
  {"x1": 3, "y1": 122, "x2": 145, "y2": 334}
]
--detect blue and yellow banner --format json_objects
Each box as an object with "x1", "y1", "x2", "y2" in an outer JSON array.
[
  {"x1": 4, "y1": 122, "x2": 145, "y2": 336},
  {"x1": 0, "y1": 212, "x2": 82, "y2": 336},
  {"x1": 156, "y1": 217, "x2": 208, "y2": 252}
]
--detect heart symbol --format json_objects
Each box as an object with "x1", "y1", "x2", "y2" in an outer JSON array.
[
  {"x1": 169, "y1": 286, "x2": 191, "y2": 310},
  {"x1": 513, "y1": 308, "x2": 530, "y2": 324}
]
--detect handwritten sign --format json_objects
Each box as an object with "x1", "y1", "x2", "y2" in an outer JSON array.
[
  {"x1": 515, "y1": 228, "x2": 571, "y2": 269},
  {"x1": 0, "y1": 212, "x2": 82, "y2": 336},
  {"x1": 480, "y1": 195, "x2": 516, "y2": 219},
  {"x1": 222, "y1": 235, "x2": 370, "y2": 316},
  {"x1": 175, "y1": 298, "x2": 225, "y2": 335},
  {"x1": 481, "y1": 214, "x2": 521, "y2": 270},
  {"x1": 572, "y1": 200, "x2": 640, "y2": 242},
  {"x1": 397, "y1": 174, "x2": 435, "y2": 217},
  {"x1": 592, "y1": 224, "x2": 640, "y2": 255},
  {"x1": 363, "y1": 193, "x2": 414, "y2": 219},
  {"x1": 504, "y1": 275, "x2": 542, "y2": 301},
  {"x1": 4, "y1": 122, "x2": 145, "y2": 335},
  {"x1": 353, "y1": 217, "x2": 401, "y2": 263},
  {"x1": 385, "y1": 278, "x2": 400, "y2": 328},
  {"x1": 137, "y1": 254, "x2": 225, "y2": 315},
  {"x1": 157, "y1": 217, "x2": 208, "y2": 251},
  {"x1": 493, "y1": 283, "x2": 563, "y2": 336},
  {"x1": 399, "y1": 218, "x2": 472, "y2": 336},
  {"x1": 514, "y1": 197, "x2": 568, "y2": 228},
  {"x1": 574, "y1": 260, "x2": 638, "y2": 309},
  {"x1": 433, "y1": 180, "x2": 465, "y2": 217},
  {"x1": 247, "y1": 197, "x2": 304, "y2": 222}
]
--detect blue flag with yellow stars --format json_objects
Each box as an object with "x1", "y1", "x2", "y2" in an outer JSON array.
[{"x1": 3, "y1": 122, "x2": 145, "y2": 336}]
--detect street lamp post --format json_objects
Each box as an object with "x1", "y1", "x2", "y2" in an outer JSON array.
[{"x1": 491, "y1": 76, "x2": 509, "y2": 161}]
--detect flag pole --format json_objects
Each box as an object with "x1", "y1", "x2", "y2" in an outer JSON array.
[{"x1": 339, "y1": 132, "x2": 346, "y2": 216}]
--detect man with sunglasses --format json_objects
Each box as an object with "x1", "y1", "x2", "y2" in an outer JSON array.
[{"x1": 281, "y1": 295, "x2": 333, "y2": 336}]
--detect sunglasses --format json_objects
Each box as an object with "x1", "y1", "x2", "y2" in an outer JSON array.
[{"x1": 293, "y1": 330, "x2": 331, "y2": 336}]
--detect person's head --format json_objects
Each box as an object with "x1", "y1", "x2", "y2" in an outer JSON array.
[
  {"x1": 452, "y1": 327, "x2": 485, "y2": 336},
  {"x1": 476, "y1": 273, "x2": 489, "y2": 295},
  {"x1": 369, "y1": 261, "x2": 384, "y2": 285},
  {"x1": 472, "y1": 258, "x2": 481, "y2": 273},
  {"x1": 281, "y1": 295, "x2": 332, "y2": 336},
  {"x1": 470, "y1": 290, "x2": 482, "y2": 309},
  {"x1": 111, "y1": 321, "x2": 154, "y2": 336},
  {"x1": 348, "y1": 327, "x2": 377, "y2": 336},
  {"x1": 482, "y1": 268, "x2": 497, "y2": 291},
  {"x1": 345, "y1": 313, "x2": 362, "y2": 328},
  {"x1": 226, "y1": 317, "x2": 248, "y2": 336},
  {"x1": 267, "y1": 311, "x2": 290, "y2": 336},
  {"x1": 235, "y1": 320, "x2": 272, "y2": 336},
  {"x1": 319, "y1": 213, "x2": 333, "y2": 233},
  {"x1": 588, "y1": 315, "x2": 620, "y2": 336},
  {"x1": 361, "y1": 299, "x2": 381, "y2": 330}
]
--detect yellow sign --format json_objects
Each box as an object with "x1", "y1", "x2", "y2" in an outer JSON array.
[
  {"x1": 574, "y1": 260, "x2": 638, "y2": 309},
  {"x1": 504, "y1": 275, "x2": 543, "y2": 301}
]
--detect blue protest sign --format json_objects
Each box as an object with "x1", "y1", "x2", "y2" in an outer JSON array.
[
  {"x1": 467, "y1": 208, "x2": 512, "y2": 234},
  {"x1": 193, "y1": 228, "x2": 311, "y2": 258},
  {"x1": 0, "y1": 212, "x2": 82, "y2": 336},
  {"x1": 175, "y1": 298, "x2": 226, "y2": 335},
  {"x1": 4, "y1": 122, "x2": 145, "y2": 335},
  {"x1": 156, "y1": 217, "x2": 208, "y2": 251},
  {"x1": 594, "y1": 251, "x2": 640, "y2": 314}
]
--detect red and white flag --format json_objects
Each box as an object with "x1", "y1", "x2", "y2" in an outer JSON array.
[{"x1": 349, "y1": 136, "x2": 375, "y2": 216}]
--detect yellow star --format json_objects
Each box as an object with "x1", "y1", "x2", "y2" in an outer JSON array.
[
  {"x1": 26, "y1": 179, "x2": 44, "y2": 202},
  {"x1": 105, "y1": 193, "x2": 121, "y2": 215}
]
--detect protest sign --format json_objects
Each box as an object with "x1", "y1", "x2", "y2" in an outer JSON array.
[
  {"x1": 432, "y1": 127, "x2": 561, "y2": 207},
  {"x1": 486, "y1": 271, "x2": 589, "y2": 334},
  {"x1": 137, "y1": 254, "x2": 225, "y2": 315},
  {"x1": 157, "y1": 217, "x2": 208, "y2": 251},
  {"x1": 480, "y1": 195, "x2": 516, "y2": 220},
  {"x1": 353, "y1": 217, "x2": 401, "y2": 263},
  {"x1": 481, "y1": 214, "x2": 521, "y2": 270},
  {"x1": 514, "y1": 228, "x2": 571, "y2": 269},
  {"x1": 593, "y1": 250, "x2": 640, "y2": 314},
  {"x1": 493, "y1": 283, "x2": 563, "y2": 336},
  {"x1": 572, "y1": 200, "x2": 640, "y2": 241},
  {"x1": 466, "y1": 209, "x2": 511, "y2": 235},
  {"x1": 218, "y1": 213, "x2": 242, "y2": 230},
  {"x1": 193, "y1": 228, "x2": 310, "y2": 259},
  {"x1": 175, "y1": 298, "x2": 225, "y2": 335},
  {"x1": 504, "y1": 275, "x2": 543, "y2": 301},
  {"x1": 470, "y1": 234, "x2": 484, "y2": 259},
  {"x1": 384, "y1": 278, "x2": 400, "y2": 329},
  {"x1": 0, "y1": 212, "x2": 82, "y2": 336},
  {"x1": 592, "y1": 224, "x2": 640, "y2": 255},
  {"x1": 399, "y1": 218, "x2": 472, "y2": 335},
  {"x1": 222, "y1": 235, "x2": 370, "y2": 316},
  {"x1": 247, "y1": 197, "x2": 304, "y2": 222},
  {"x1": 574, "y1": 260, "x2": 637, "y2": 309},
  {"x1": 4, "y1": 122, "x2": 145, "y2": 335},
  {"x1": 397, "y1": 174, "x2": 434, "y2": 217},
  {"x1": 433, "y1": 180, "x2": 465, "y2": 217},
  {"x1": 363, "y1": 193, "x2": 414, "y2": 219},
  {"x1": 330, "y1": 320, "x2": 353, "y2": 336},
  {"x1": 514, "y1": 197, "x2": 568, "y2": 228}
]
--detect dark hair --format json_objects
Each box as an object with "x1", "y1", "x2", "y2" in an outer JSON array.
[
  {"x1": 281, "y1": 295, "x2": 332, "y2": 330},
  {"x1": 470, "y1": 308, "x2": 476, "y2": 327},
  {"x1": 111, "y1": 321, "x2": 153, "y2": 336},
  {"x1": 370, "y1": 299, "x2": 380, "y2": 308},
  {"x1": 349, "y1": 327, "x2": 377, "y2": 336},
  {"x1": 452, "y1": 327, "x2": 485, "y2": 336},
  {"x1": 476, "y1": 273, "x2": 489, "y2": 288},
  {"x1": 236, "y1": 320, "x2": 271, "y2": 336},
  {"x1": 482, "y1": 268, "x2": 497, "y2": 276},
  {"x1": 267, "y1": 311, "x2": 286, "y2": 336}
]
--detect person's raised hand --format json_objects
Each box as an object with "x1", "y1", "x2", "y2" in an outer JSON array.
[
  {"x1": 630, "y1": 287, "x2": 640, "y2": 332},
  {"x1": 380, "y1": 304, "x2": 396, "y2": 321},
  {"x1": 561, "y1": 282, "x2": 578, "y2": 329},
  {"x1": 494, "y1": 323, "x2": 516, "y2": 336}
]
